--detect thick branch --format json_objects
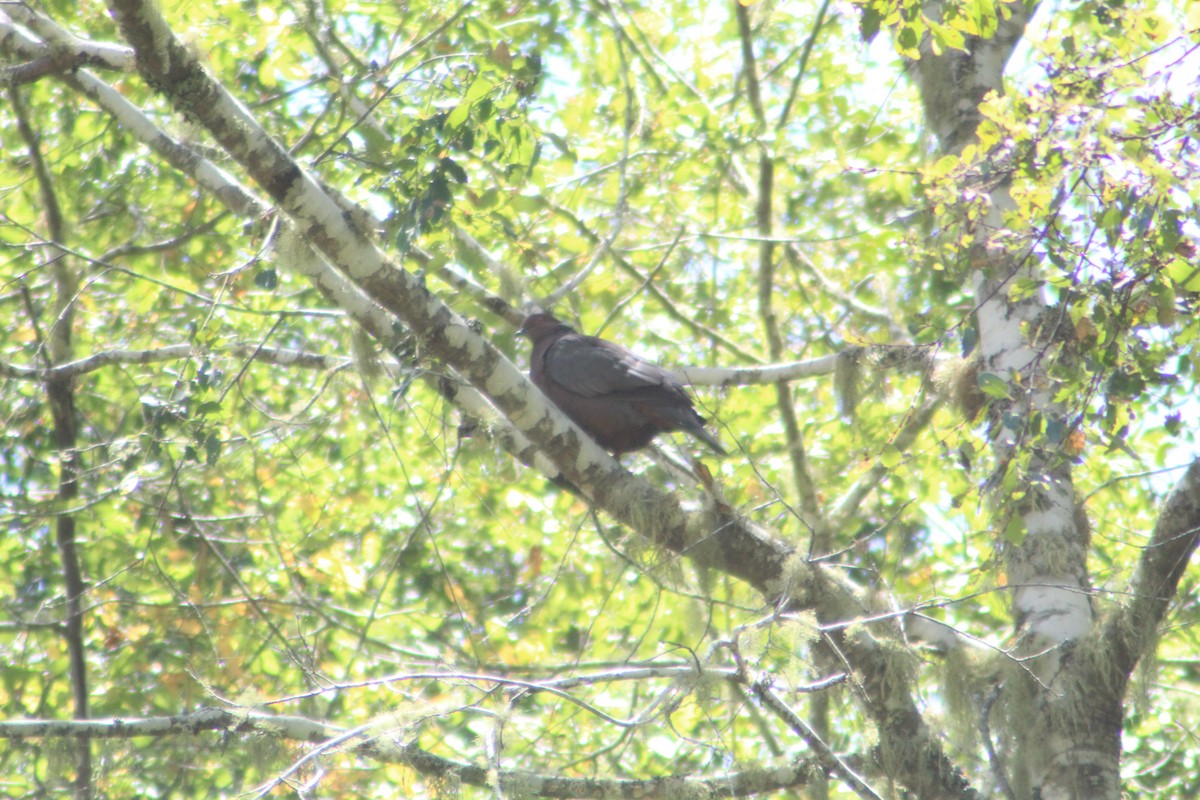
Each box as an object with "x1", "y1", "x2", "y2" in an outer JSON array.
[
  {"x1": 1105, "y1": 459, "x2": 1200, "y2": 682},
  {"x1": 909, "y1": 0, "x2": 1032, "y2": 153},
  {"x1": 3, "y1": 4, "x2": 134, "y2": 72},
  {"x1": 11, "y1": 24, "x2": 567, "y2": 501},
  {"x1": 89, "y1": 5, "x2": 979, "y2": 795},
  {"x1": 104, "y1": 0, "x2": 795, "y2": 589}
]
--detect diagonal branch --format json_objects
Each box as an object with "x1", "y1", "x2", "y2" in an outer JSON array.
[
  {"x1": 84, "y1": 5, "x2": 980, "y2": 796},
  {"x1": 1105, "y1": 459, "x2": 1200, "y2": 683},
  {"x1": 541, "y1": 0, "x2": 635, "y2": 308},
  {"x1": 104, "y1": 0, "x2": 778, "y2": 581},
  {"x1": 547, "y1": 201, "x2": 762, "y2": 362},
  {"x1": 732, "y1": 637, "x2": 881, "y2": 800},
  {"x1": 830, "y1": 398, "x2": 942, "y2": 531}
]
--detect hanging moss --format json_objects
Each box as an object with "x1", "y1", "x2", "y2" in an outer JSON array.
[{"x1": 939, "y1": 646, "x2": 1002, "y2": 753}]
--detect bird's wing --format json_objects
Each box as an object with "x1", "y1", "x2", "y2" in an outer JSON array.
[{"x1": 543, "y1": 334, "x2": 673, "y2": 398}]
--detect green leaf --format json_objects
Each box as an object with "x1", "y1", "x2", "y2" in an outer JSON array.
[
  {"x1": 1166, "y1": 257, "x2": 1200, "y2": 292},
  {"x1": 860, "y1": 7, "x2": 881, "y2": 42},
  {"x1": 977, "y1": 372, "x2": 1011, "y2": 399},
  {"x1": 446, "y1": 100, "x2": 471, "y2": 131},
  {"x1": 929, "y1": 20, "x2": 966, "y2": 52},
  {"x1": 254, "y1": 268, "x2": 277, "y2": 290},
  {"x1": 441, "y1": 157, "x2": 468, "y2": 184},
  {"x1": 205, "y1": 433, "x2": 222, "y2": 466},
  {"x1": 1008, "y1": 276, "x2": 1044, "y2": 301},
  {"x1": 1165, "y1": 412, "x2": 1182, "y2": 436},
  {"x1": 880, "y1": 444, "x2": 902, "y2": 469},
  {"x1": 1004, "y1": 515, "x2": 1026, "y2": 544},
  {"x1": 196, "y1": 401, "x2": 222, "y2": 416}
]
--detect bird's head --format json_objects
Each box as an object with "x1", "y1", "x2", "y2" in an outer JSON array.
[{"x1": 517, "y1": 312, "x2": 571, "y2": 340}]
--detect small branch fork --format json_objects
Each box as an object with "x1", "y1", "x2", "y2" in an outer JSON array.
[{"x1": 728, "y1": 638, "x2": 882, "y2": 800}]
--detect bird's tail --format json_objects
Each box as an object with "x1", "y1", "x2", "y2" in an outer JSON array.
[{"x1": 690, "y1": 422, "x2": 727, "y2": 456}]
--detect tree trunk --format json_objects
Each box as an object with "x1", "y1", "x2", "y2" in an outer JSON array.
[{"x1": 903, "y1": 2, "x2": 1130, "y2": 797}]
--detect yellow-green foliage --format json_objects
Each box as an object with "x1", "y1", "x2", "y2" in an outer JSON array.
[{"x1": 2, "y1": 0, "x2": 1196, "y2": 796}]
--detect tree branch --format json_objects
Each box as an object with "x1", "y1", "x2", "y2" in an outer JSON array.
[
  {"x1": 738, "y1": 3, "x2": 826, "y2": 545},
  {"x1": 547, "y1": 200, "x2": 762, "y2": 362},
  {"x1": 0, "y1": 708, "x2": 829, "y2": 798},
  {"x1": 0, "y1": 344, "x2": 349, "y2": 380},
  {"x1": 0, "y1": 328, "x2": 940, "y2": 389},
  {"x1": 776, "y1": 0, "x2": 832, "y2": 130},
  {"x1": 105, "y1": 0, "x2": 777, "y2": 585},
  {"x1": 541, "y1": 0, "x2": 634, "y2": 308},
  {"x1": 1105, "y1": 458, "x2": 1200, "y2": 682},
  {"x1": 829, "y1": 398, "x2": 941, "y2": 531},
  {"x1": 0, "y1": 20, "x2": 565, "y2": 495},
  {"x1": 80, "y1": 5, "x2": 979, "y2": 795},
  {"x1": 3, "y1": 3, "x2": 134, "y2": 73},
  {"x1": 10, "y1": 76, "x2": 92, "y2": 799}
]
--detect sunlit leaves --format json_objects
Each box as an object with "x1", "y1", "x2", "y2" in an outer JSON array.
[
  {"x1": 854, "y1": 0, "x2": 1019, "y2": 57},
  {"x1": 2, "y1": 0, "x2": 1199, "y2": 796}
]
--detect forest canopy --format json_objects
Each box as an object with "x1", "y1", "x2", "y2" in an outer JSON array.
[{"x1": 1, "y1": 0, "x2": 1198, "y2": 798}]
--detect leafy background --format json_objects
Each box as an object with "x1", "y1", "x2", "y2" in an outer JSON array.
[{"x1": 2, "y1": 0, "x2": 1198, "y2": 796}]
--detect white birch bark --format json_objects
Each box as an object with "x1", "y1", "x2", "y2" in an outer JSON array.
[{"x1": 904, "y1": 3, "x2": 1200, "y2": 798}]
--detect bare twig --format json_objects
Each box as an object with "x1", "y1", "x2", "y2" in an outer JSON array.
[
  {"x1": 829, "y1": 398, "x2": 942, "y2": 531},
  {"x1": 0, "y1": 344, "x2": 349, "y2": 380},
  {"x1": 542, "y1": 2, "x2": 636, "y2": 308},
  {"x1": 730, "y1": 639, "x2": 882, "y2": 800},
  {"x1": 547, "y1": 200, "x2": 761, "y2": 362},
  {"x1": 777, "y1": 0, "x2": 833, "y2": 130}
]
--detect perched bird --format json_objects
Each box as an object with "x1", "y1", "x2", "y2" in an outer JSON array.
[{"x1": 519, "y1": 312, "x2": 726, "y2": 456}]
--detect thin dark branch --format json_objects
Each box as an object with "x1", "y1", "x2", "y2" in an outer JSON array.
[
  {"x1": 100, "y1": 211, "x2": 230, "y2": 261},
  {"x1": 10, "y1": 81, "x2": 92, "y2": 799},
  {"x1": 731, "y1": 642, "x2": 882, "y2": 800},
  {"x1": 0, "y1": 55, "x2": 69, "y2": 86},
  {"x1": 0, "y1": 708, "x2": 827, "y2": 798},
  {"x1": 736, "y1": 6, "x2": 825, "y2": 541},
  {"x1": 0, "y1": 344, "x2": 349, "y2": 380},
  {"x1": 546, "y1": 201, "x2": 762, "y2": 362},
  {"x1": 777, "y1": 0, "x2": 832, "y2": 130},
  {"x1": 308, "y1": 1, "x2": 475, "y2": 167},
  {"x1": 735, "y1": 3, "x2": 766, "y2": 128},
  {"x1": 830, "y1": 397, "x2": 942, "y2": 530},
  {"x1": 541, "y1": 0, "x2": 635, "y2": 308}
]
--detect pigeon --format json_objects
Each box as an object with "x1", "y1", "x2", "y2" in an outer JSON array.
[{"x1": 519, "y1": 313, "x2": 725, "y2": 456}]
